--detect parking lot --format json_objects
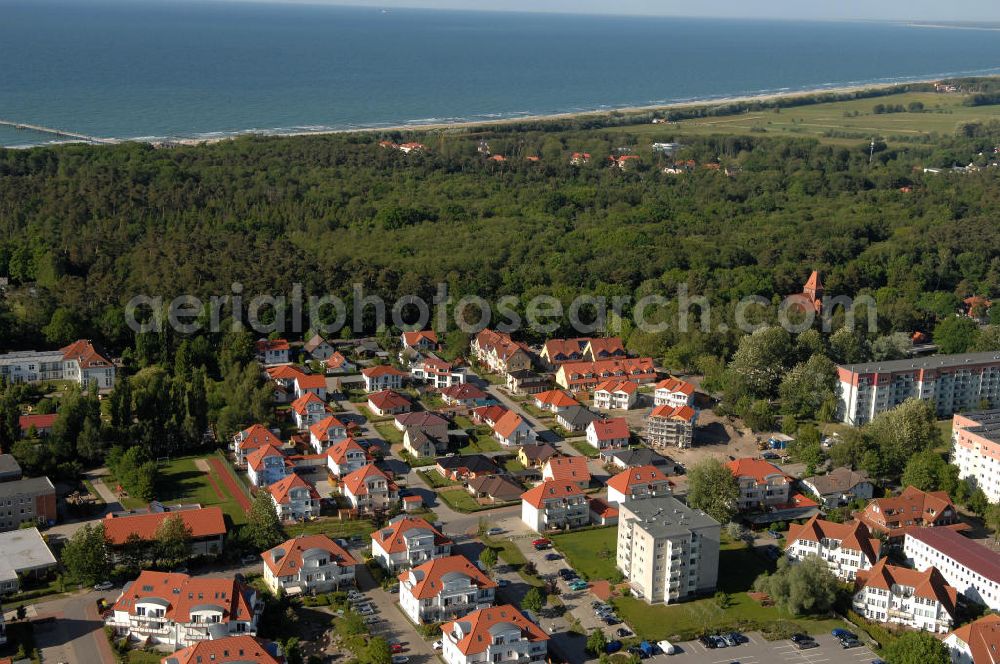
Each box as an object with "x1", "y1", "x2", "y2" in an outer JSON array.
[{"x1": 638, "y1": 631, "x2": 878, "y2": 663}]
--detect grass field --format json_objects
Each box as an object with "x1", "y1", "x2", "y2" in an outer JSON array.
[
  {"x1": 550, "y1": 527, "x2": 619, "y2": 580},
  {"x1": 437, "y1": 487, "x2": 483, "y2": 512},
  {"x1": 458, "y1": 434, "x2": 503, "y2": 454},
  {"x1": 285, "y1": 517, "x2": 376, "y2": 540},
  {"x1": 417, "y1": 469, "x2": 457, "y2": 488},
  {"x1": 626, "y1": 91, "x2": 1000, "y2": 147},
  {"x1": 158, "y1": 456, "x2": 250, "y2": 525},
  {"x1": 372, "y1": 420, "x2": 404, "y2": 444}
]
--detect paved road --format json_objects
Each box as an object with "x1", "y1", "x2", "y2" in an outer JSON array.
[
  {"x1": 28, "y1": 587, "x2": 116, "y2": 664},
  {"x1": 356, "y1": 564, "x2": 438, "y2": 663}
]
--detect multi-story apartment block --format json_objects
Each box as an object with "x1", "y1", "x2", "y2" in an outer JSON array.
[
  {"x1": 784, "y1": 516, "x2": 881, "y2": 581},
  {"x1": 592, "y1": 380, "x2": 638, "y2": 410},
  {"x1": 107, "y1": 571, "x2": 260, "y2": 649},
  {"x1": 0, "y1": 340, "x2": 115, "y2": 389},
  {"x1": 616, "y1": 496, "x2": 720, "y2": 604},
  {"x1": 852, "y1": 558, "x2": 957, "y2": 633},
  {"x1": 371, "y1": 516, "x2": 453, "y2": 572},
  {"x1": 340, "y1": 464, "x2": 399, "y2": 514},
  {"x1": 162, "y1": 636, "x2": 282, "y2": 664},
  {"x1": 944, "y1": 613, "x2": 1000, "y2": 664},
  {"x1": 439, "y1": 605, "x2": 548, "y2": 664},
  {"x1": 726, "y1": 458, "x2": 791, "y2": 512},
  {"x1": 554, "y1": 358, "x2": 657, "y2": 391},
  {"x1": 267, "y1": 474, "x2": 320, "y2": 521},
  {"x1": 411, "y1": 356, "x2": 466, "y2": 389},
  {"x1": 952, "y1": 409, "x2": 1000, "y2": 502},
  {"x1": 856, "y1": 486, "x2": 963, "y2": 543},
  {"x1": 325, "y1": 438, "x2": 367, "y2": 478},
  {"x1": 0, "y1": 476, "x2": 56, "y2": 531},
  {"x1": 653, "y1": 378, "x2": 695, "y2": 408},
  {"x1": 645, "y1": 405, "x2": 696, "y2": 449},
  {"x1": 261, "y1": 535, "x2": 357, "y2": 595},
  {"x1": 399, "y1": 555, "x2": 496, "y2": 624},
  {"x1": 520, "y1": 481, "x2": 589, "y2": 533},
  {"x1": 606, "y1": 465, "x2": 672, "y2": 505},
  {"x1": 836, "y1": 351, "x2": 1000, "y2": 426},
  {"x1": 246, "y1": 445, "x2": 288, "y2": 487},
  {"x1": 471, "y1": 330, "x2": 533, "y2": 377},
  {"x1": 904, "y1": 526, "x2": 1000, "y2": 610}
]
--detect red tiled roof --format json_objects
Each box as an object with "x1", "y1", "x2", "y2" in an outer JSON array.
[
  {"x1": 326, "y1": 351, "x2": 350, "y2": 368},
  {"x1": 726, "y1": 457, "x2": 789, "y2": 484},
  {"x1": 372, "y1": 516, "x2": 451, "y2": 554},
  {"x1": 441, "y1": 605, "x2": 548, "y2": 656},
  {"x1": 585, "y1": 337, "x2": 626, "y2": 357},
  {"x1": 947, "y1": 614, "x2": 1000, "y2": 664},
  {"x1": 493, "y1": 410, "x2": 528, "y2": 439},
  {"x1": 395, "y1": 412, "x2": 448, "y2": 429},
  {"x1": 521, "y1": 480, "x2": 585, "y2": 508},
  {"x1": 256, "y1": 339, "x2": 290, "y2": 352},
  {"x1": 267, "y1": 473, "x2": 320, "y2": 505},
  {"x1": 654, "y1": 377, "x2": 695, "y2": 396},
  {"x1": 309, "y1": 415, "x2": 347, "y2": 441},
  {"x1": 326, "y1": 438, "x2": 366, "y2": 465},
  {"x1": 246, "y1": 444, "x2": 286, "y2": 471},
  {"x1": 368, "y1": 390, "x2": 411, "y2": 411},
  {"x1": 544, "y1": 456, "x2": 590, "y2": 483},
  {"x1": 593, "y1": 380, "x2": 637, "y2": 395},
  {"x1": 785, "y1": 515, "x2": 880, "y2": 565},
  {"x1": 162, "y1": 636, "x2": 280, "y2": 664},
  {"x1": 649, "y1": 404, "x2": 696, "y2": 422},
  {"x1": 262, "y1": 534, "x2": 356, "y2": 577},
  {"x1": 858, "y1": 486, "x2": 962, "y2": 537},
  {"x1": 906, "y1": 527, "x2": 1000, "y2": 583},
  {"x1": 472, "y1": 404, "x2": 508, "y2": 424},
  {"x1": 104, "y1": 507, "x2": 226, "y2": 546},
  {"x1": 362, "y1": 365, "x2": 408, "y2": 378},
  {"x1": 606, "y1": 465, "x2": 670, "y2": 495},
  {"x1": 400, "y1": 554, "x2": 495, "y2": 599},
  {"x1": 542, "y1": 338, "x2": 589, "y2": 361},
  {"x1": 60, "y1": 339, "x2": 113, "y2": 369},
  {"x1": 589, "y1": 496, "x2": 619, "y2": 519},
  {"x1": 342, "y1": 463, "x2": 396, "y2": 497},
  {"x1": 267, "y1": 364, "x2": 305, "y2": 381},
  {"x1": 295, "y1": 374, "x2": 327, "y2": 389},
  {"x1": 804, "y1": 270, "x2": 823, "y2": 292},
  {"x1": 559, "y1": 358, "x2": 657, "y2": 386},
  {"x1": 474, "y1": 329, "x2": 530, "y2": 361},
  {"x1": 441, "y1": 383, "x2": 488, "y2": 401},
  {"x1": 236, "y1": 424, "x2": 283, "y2": 453},
  {"x1": 588, "y1": 417, "x2": 629, "y2": 441},
  {"x1": 114, "y1": 571, "x2": 255, "y2": 623},
  {"x1": 291, "y1": 392, "x2": 326, "y2": 415},
  {"x1": 18, "y1": 413, "x2": 57, "y2": 431},
  {"x1": 402, "y1": 330, "x2": 438, "y2": 346},
  {"x1": 534, "y1": 390, "x2": 579, "y2": 408},
  {"x1": 856, "y1": 558, "x2": 957, "y2": 616}
]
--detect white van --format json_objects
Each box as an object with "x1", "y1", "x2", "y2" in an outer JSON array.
[{"x1": 657, "y1": 640, "x2": 676, "y2": 655}]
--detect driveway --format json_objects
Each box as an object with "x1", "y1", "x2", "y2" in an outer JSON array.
[
  {"x1": 29, "y1": 589, "x2": 116, "y2": 664},
  {"x1": 356, "y1": 564, "x2": 438, "y2": 663}
]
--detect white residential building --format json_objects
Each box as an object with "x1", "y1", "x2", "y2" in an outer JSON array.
[
  {"x1": 107, "y1": 571, "x2": 260, "y2": 649},
  {"x1": 290, "y1": 393, "x2": 327, "y2": 430},
  {"x1": 605, "y1": 465, "x2": 672, "y2": 505},
  {"x1": 325, "y1": 438, "x2": 367, "y2": 478},
  {"x1": 439, "y1": 605, "x2": 548, "y2": 664},
  {"x1": 592, "y1": 380, "x2": 638, "y2": 410},
  {"x1": 231, "y1": 424, "x2": 283, "y2": 466},
  {"x1": 341, "y1": 464, "x2": 399, "y2": 514},
  {"x1": 246, "y1": 445, "x2": 288, "y2": 487},
  {"x1": 852, "y1": 558, "x2": 957, "y2": 633},
  {"x1": 261, "y1": 535, "x2": 357, "y2": 595},
  {"x1": 520, "y1": 481, "x2": 589, "y2": 533},
  {"x1": 944, "y1": 613, "x2": 1000, "y2": 664},
  {"x1": 267, "y1": 474, "x2": 320, "y2": 522},
  {"x1": 492, "y1": 410, "x2": 536, "y2": 447},
  {"x1": 361, "y1": 365, "x2": 407, "y2": 392},
  {"x1": 904, "y1": 527, "x2": 1000, "y2": 611},
  {"x1": 308, "y1": 415, "x2": 348, "y2": 454},
  {"x1": 585, "y1": 418, "x2": 630, "y2": 450},
  {"x1": 0, "y1": 340, "x2": 115, "y2": 389},
  {"x1": 653, "y1": 378, "x2": 695, "y2": 408},
  {"x1": 371, "y1": 516, "x2": 453, "y2": 572},
  {"x1": 952, "y1": 409, "x2": 1000, "y2": 502},
  {"x1": 399, "y1": 555, "x2": 496, "y2": 624},
  {"x1": 616, "y1": 496, "x2": 720, "y2": 604},
  {"x1": 255, "y1": 339, "x2": 290, "y2": 366},
  {"x1": 726, "y1": 458, "x2": 792, "y2": 512},
  {"x1": 411, "y1": 356, "x2": 466, "y2": 389},
  {"x1": 784, "y1": 516, "x2": 881, "y2": 581}
]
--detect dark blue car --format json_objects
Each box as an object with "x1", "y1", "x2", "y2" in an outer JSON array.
[{"x1": 605, "y1": 640, "x2": 623, "y2": 654}]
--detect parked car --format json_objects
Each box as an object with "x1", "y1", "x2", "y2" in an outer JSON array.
[
  {"x1": 840, "y1": 638, "x2": 862, "y2": 649},
  {"x1": 723, "y1": 632, "x2": 747, "y2": 646},
  {"x1": 709, "y1": 636, "x2": 728, "y2": 648},
  {"x1": 604, "y1": 640, "x2": 622, "y2": 654},
  {"x1": 789, "y1": 634, "x2": 813, "y2": 644},
  {"x1": 94, "y1": 581, "x2": 114, "y2": 591},
  {"x1": 240, "y1": 555, "x2": 258, "y2": 565},
  {"x1": 603, "y1": 616, "x2": 621, "y2": 626},
  {"x1": 545, "y1": 553, "x2": 562, "y2": 561},
  {"x1": 432, "y1": 641, "x2": 442, "y2": 650},
  {"x1": 657, "y1": 640, "x2": 676, "y2": 655},
  {"x1": 390, "y1": 644, "x2": 405, "y2": 653},
  {"x1": 617, "y1": 628, "x2": 632, "y2": 638},
  {"x1": 698, "y1": 636, "x2": 717, "y2": 649},
  {"x1": 531, "y1": 538, "x2": 551, "y2": 547},
  {"x1": 832, "y1": 629, "x2": 857, "y2": 640},
  {"x1": 626, "y1": 646, "x2": 648, "y2": 659},
  {"x1": 391, "y1": 657, "x2": 409, "y2": 664},
  {"x1": 487, "y1": 527, "x2": 504, "y2": 535},
  {"x1": 795, "y1": 640, "x2": 819, "y2": 651},
  {"x1": 497, "y1": 579, "x2": 510, "y2": 588}
]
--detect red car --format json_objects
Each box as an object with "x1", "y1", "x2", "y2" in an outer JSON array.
[
  {"x1": 391, "y1": 644, "x2": 405, "y2": 654},
  {"x1": 531, "y1": 538, "x2": 551, "y2": 547}
]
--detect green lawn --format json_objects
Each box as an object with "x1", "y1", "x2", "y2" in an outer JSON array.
[
  {"x1": 156, "y1": 455, "x2": 249, "y2": 525},
  {"x1": 372, "y1": 420, "x2": 404, "y2": 444},
  {"x1": 482, "y1": 534, "x2": 527, "y2": 566},
  {"x1": 417, "y1": 469, "x2": 457, "y2": 488},
  {"x1": 285, "y1": 517, "x2": 376, "y2": 540},
  {"x1": 458, "y1": 434, "x2": 503, "y2": 454},
  {"x1": 437, "y1": 487, "x2": 484, "y2": 512},
  {"x1": 567, "y1": 438, "x2": 599, "y2": 458},
  {"x1": 126, "y1": 650, "x2": 166, "y2": 664},
  {"x1": 504, "y1": 458, "x2": 526, "y2": 473},
  {"x1": 550, "y1": 528, "x2": 619, "y2": 580}
]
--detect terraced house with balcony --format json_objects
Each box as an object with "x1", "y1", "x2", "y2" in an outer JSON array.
[
  {"x1": 0, "y1": 340, "x2": 115, "y2": 389},
  {"x1": 439, "y1": 605, "x2": 548, "y2": 664},
  {"x1": 399, "y1": 555, "x2": 497, "y2": 624},
  {"x1": 606, "y1": 465, "x2": 672, "y2": 505},
  {"x1": 520, "y1": 480, "x2": 589, "y2": 533},
  {"x1": 653, "y1": 378, "x2": 695, "y2": 408},
  {"x1": 261, "y1": 535, "x2": 358, "y2": 595},
  {"x1": 471, "y1": 329, "x2": 532, "y2": 377},
  {"x1": 371, "y1": 516, "x2": 454, "y2": 572},
  {"x1": 855, "y1": 486, "x2": 964, "y2": 544},
  {"x1": 616, "y1": 496, "x2": 720, "y2": 605},
  {"x1": 592, "y1": 380, "x2": 638, "y2": 410},
  {"x1": 852, "y1": 559, "x2": 958, "y2": 633},
  {"x1": 785, "y1": 515, "x2": 881, "y2": 581},
  {"x1": 554, "y1": 357, "x2": 657, "y2": 391},
  {"x1": 108, "y1": 571, "x2": 260, "y2": 649},
  {"x1": 726, "y1": 458, "x2": 792, "y2": 512},
  {"x1": 340, "y1": 464, "x2": 399, "y2": 515},
  {"x1": 267, "y1": 474, "x2": 320, "y2": 521}
]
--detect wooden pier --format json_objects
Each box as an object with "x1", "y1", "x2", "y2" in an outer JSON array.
[{"x1": 0, "y1": 119, "x2": 117, "y2": 145}]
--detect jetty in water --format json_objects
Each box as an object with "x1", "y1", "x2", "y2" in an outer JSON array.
[{"x1": 0, "y1": 119, "x2": 118, "y2": 145}]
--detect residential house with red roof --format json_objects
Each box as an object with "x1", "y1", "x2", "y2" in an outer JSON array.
[
  {"x1": 440, "y1": 383, "x2": 490, "y2": 407},
  {"x1": 162, "y1": 635, "x2": 281, "y2": 664},
  {"x1": 646, "y1": 405, "x2": 696, "y2": 449},
  {"x1": 371, "y1": 515, "x2": 453, "y2": 572},
  {"x1": 905, "y1": 526, "x2": 1000, "y2": 611},
  {"x1": 290, "y1": 392, "x2": 328, "y2": 430},
  {"x1": 532, "y1": 389, "x2": 579, "y2": 413},
  {"x1": 18, "y1": 413, "x2": 56, "y2": 438},
  {"x1": 585, "y1": 417, "x2": 630, "y2": 450},
  {"x1": 265, "y1": 364, "x2": 304, "y2": 403},
  {"x1": 584, "y1": 337, "x2": 627, "y2": 362},
  {"x1": 439, "y1": 605, "x2": 548, "y2": 664},
  {"x1": 726, "y1": 458, "x2": 793, "y2": 512},
  {"x1": 554, "y1": 357, "x2": 657, "y2": 391},
  {"x1": 255, "y1": 339, "x2": 290, "y2": 366},
  {"x1": 245, "y1": 444, "x2": 289, "y2": 487},
  {"x1": 231, "y1": 424, "x2": 284, "y2": 466},
  {"x1": 303, "y1": 335, "x2": 335, "y2": 361},
  {"x1": 540, "y1": 338, "x2": 590, "y2": 368},
  {"x1": 324, "y1": 351, "x2": 355, "y2": 374},
  {"x1": 401, "y1": 330, "x2": 439, "y2": 352},
  {"x1": 856, "y1": 486, "x2": 964, "y2": 543},
  {"x1": 593, "y1": 380, "x2": 638, "y2": 410},
  {"x1": 325, "y1": 438, "x2": 367, "y2": 478},
  {"x1": 520, "y1": 481, "x2": 588, "y2": 533},
  {"x1": 411, "y1": 355, "x2": 466, "y2": 389},
  {"x1": 653, "y1": 378, "x2": 695, "y2": 408},
  {"x1": 470, "y1": 330, "x2": 532, "y2": 377},
  {"x1": 341, "y1": 464, "x2": 399, "y2": 515},
  {"x1": 308, "y1": 415, "x2": 348, "y2": 454},
  {"x1": 399, "y1": 555, "x2": 496, "y2": 624},
  {"x1": 0, "y1": 340, "x2": 115, "y2": 389},
  {"x1": 293, "y1": 373, "x2": 327, "y2": 401},
  {"x1": 361, "y1": 365, "x2": 407, "y2": 392},
  {"x1": 785, "y1": 516, "x2": 881, "y2": 581},
  {"x1": 606, "y1": 465, "x2": 672, "y2": 505},
  {"x1": 471, "y1": 404, "x2": 508, "y2": 427},
  {"x1": 267, "y1": 473, "x2": 320, "y2": 521},
  {"x1": 108, "y1": 571, "x2": 260, "y2": 649},
  {"x1": 104, "y1": 506, "x2": 226, "y2": 559},
  {"x1": 852, "y1": 558, "x2": 957, "y2": 633},
  {"x1": 261, "y1": 534, "x2": 357, "y2": 595},
  {"x1": 944, "y1": 613, "x2": 1000, "y2": 664},
  {"x1": 570, "y1": 152, "x2": 591, "y2": 166},
  {"x1": 367, "y1": 389, "x2": 412, "y2": 417},
  {"x1": 492, "y1": 410, "x2": 536, "y2": 447}
]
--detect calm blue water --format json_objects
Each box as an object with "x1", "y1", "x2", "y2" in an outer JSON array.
[{"x1": 2, "y1": 1, "x2": 1000, "y2": 147}]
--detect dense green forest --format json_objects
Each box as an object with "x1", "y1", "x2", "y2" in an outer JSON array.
[{"x1": 2, "y1": 107, "x2": 1000, "y2": 361}]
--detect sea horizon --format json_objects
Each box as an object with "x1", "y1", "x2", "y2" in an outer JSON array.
[{"x1": 3, "y1": 1, "x2": 1000, "y2": 147}]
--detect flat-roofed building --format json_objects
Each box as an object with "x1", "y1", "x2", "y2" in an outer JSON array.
[{"x1": 952, "y1": 409, "x2": 1000, "y2": 502}]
